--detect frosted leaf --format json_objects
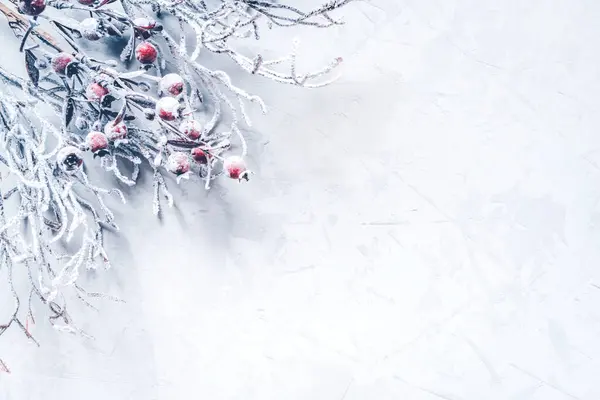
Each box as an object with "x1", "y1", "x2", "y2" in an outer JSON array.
[
  {"x1": 24, "y1": 50, "x2": 39, "y2": 86},
  {"x1": 62, "y1": 98, "x2": 75, "y2": 128},
  {"x1": 120, "y1": 33, "x2": 136, "y2": 62}
]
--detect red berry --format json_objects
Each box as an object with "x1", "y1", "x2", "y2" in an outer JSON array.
[
  {"x1": 179, "y1": 119, "x2": 202, "y2": 140},
  {"x1": 86, "y1": 131, "x2": 108, "y2": 153},
  {"x1": 86, "y1": 82, "x2": 109, "y2": 101},
  {"x1": 223, "y1": 156, "x2": 248, "y2": 180},
  {"x1": 51, "y1": 53, "x2": 75, "y2": 75},
  {"x1": 135, "y1": 42, "x2": 158, "y2": 64},
  {"x1": 191, "y1": 147, "x2": 209, "y2": 164},
  {"x1": 103, "y1": 120, "x2": 127, "y2": 141},
  {"x1": 159, "y1": 73, "x2": 184, "y2": 96},
  {"x1": 19, "y1": 0, "x2": 45, "y2": 16},
  {"x1": 167, "y1": 152, "x2": 190, "y2": 175},
  {"x1": 155, "y1": 97, "x2": 180, "y2": 121}
]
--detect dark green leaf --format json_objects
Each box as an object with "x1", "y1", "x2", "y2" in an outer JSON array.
[
  {"x1": 24, "y1": 50, "x2": 39, "y2": 86},
  {"x1": 63, "y1": 97, "x2": 75, "y2": 127}
]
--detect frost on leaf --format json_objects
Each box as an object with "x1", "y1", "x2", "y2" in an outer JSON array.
[
  {"x1": 24, "y1": 50, "x2": 39, "y2": 86},
  {"x1": 63, "y1": 97, "x2": 75, "y2": 128}
]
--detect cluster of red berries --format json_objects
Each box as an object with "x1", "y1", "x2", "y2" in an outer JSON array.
[
  {"x1": 153, "y1": 73, "x2": 216, "y2": 177},
  {"x1": 153, "y1": 72, "x2": 250, "y2": 181},
  {"x1": 84, "y1": 120, "x2": 128, "y2": 155},
  {"x1": 86, "y1": 121, "x2": 127, "y2": 155},
  {"x1": 165, "y1": 151, "x2": 249, "y2": 181},
  {"x1": 47, "y1": 28, "x2": 249, "y2": 183}
]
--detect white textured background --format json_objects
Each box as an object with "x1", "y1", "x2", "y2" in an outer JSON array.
[{"x1": 3, "y1": 0, "x2": 600, "y2": 398}]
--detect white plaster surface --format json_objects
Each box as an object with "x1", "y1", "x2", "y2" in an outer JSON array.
[{"x1": 2, "y1": 0, "x2": 600, "y2": 398}]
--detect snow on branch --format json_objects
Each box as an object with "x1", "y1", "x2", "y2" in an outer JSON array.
[{"x1": 0, "y1": 0, "x2": 355, "y2": 369}]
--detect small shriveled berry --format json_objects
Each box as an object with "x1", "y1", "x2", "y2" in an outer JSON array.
[
  {"x1": 80, "y1": 18, "x2": 102, "y2": 41},
  {"x1": 135, "y1": 42, "x2": 158, "y2": 64},
  {"x1": 57, "y1": 146, "x2": 83, "y2": 174},
  {"x1": 51, "y1": 52, "x2": 75, "y2": 75},
  {"x1": 19, "y1": 0, "x2": 46, "y2": 16},
  {"x1": 86, "y1": 131, "x2": 108, "y2": 153},
  {"x1": 143, "y1": 109, "x2": 155, "y2": 120},
  {"x1": 85, "y1": 82, "x2": 109, "y2": 101},
  {"x1": 191, "y1": 147, "x2": 208, "y2": 164},
  {"x1": 95, "y1": 72, "x2": 115, "y2": 87},
  {"x1": 103, "y1": 120, "x2": 127, "y2": 141},
  {"x1": 155, "y1": 97, "x2": 180, "y2": 121},
  {"x1": 179, "y1": 119, "x2": 202, "y2": 140},
  {"x1": 159, "y1": 73, "x2": 184, "y2": 96},
  {"x1": 35, "y1": 58, "x2": 48, "y2": 70},
  {"x1": 223, "y1": 156, "x2": 249, "y2": 181},
  {"x1": 75, "y1": 116, "x2": 88, "y2": 130},
  {"x1": 166, "y1": 152, "x2": 190, "y2": 175}
]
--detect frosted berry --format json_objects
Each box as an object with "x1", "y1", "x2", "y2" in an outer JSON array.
[
  {"x1": 19, "y1": 0, "x2": 46, "y2": 16},
  {"x1": 51, "y1": 52, "x2": 75, "y2": 75},
  {"x1": 80, "y1": 18, "x2": 102, "y2": 41},
  {"x1": 223, "y1": 156, "x2": 249, "y2": 181},
  {"x1": 191, "y1": 147, "x2": 208, "y2": 164},
  {"x1": 103, "y1": 120, "x2": 127, "y2": 141},
  {"x1": 179, "y1": 119, "x2": 202, "y2": 140},
  {"x1": 166, "y1": 152, "x2": 190, "y2": 175},
  {"x1": 143, "y1": 108, "x2": 155, "y2": 120},
  {"x1": 135, "y1": 42, "x2": 158, "y2": 64},
  {"x1": 75, "y1": 116, "x2": 88, "y2": 130},
  {"x1": 159, "y1": 73, "x2": 184, "y2": 96},
  {"x1": 155, "y1": 97, "x2": 180, "y2": 121},
  {"x1": 57, "y1": 146, "x2": 83, "y2": 174},
  {"x1": 77, "y1": 0, "x2": 94, "y2": 5},
  {"x1": 133, "y1": 17, "x2": 156, "y2": 30},
  {"x1": 85, "y1": 82, "x2": 109, "y2": 101},
  {"x1": 86, "y1": 131, "x2": 108, "y2": 153},
  {"x1": 35, "y1": 59, "x2": 48, "y2": 70}
]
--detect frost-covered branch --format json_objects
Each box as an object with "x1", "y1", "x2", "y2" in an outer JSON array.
[{"x1": 0, "y1": 0, "x2": 355, "y2": 369}]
